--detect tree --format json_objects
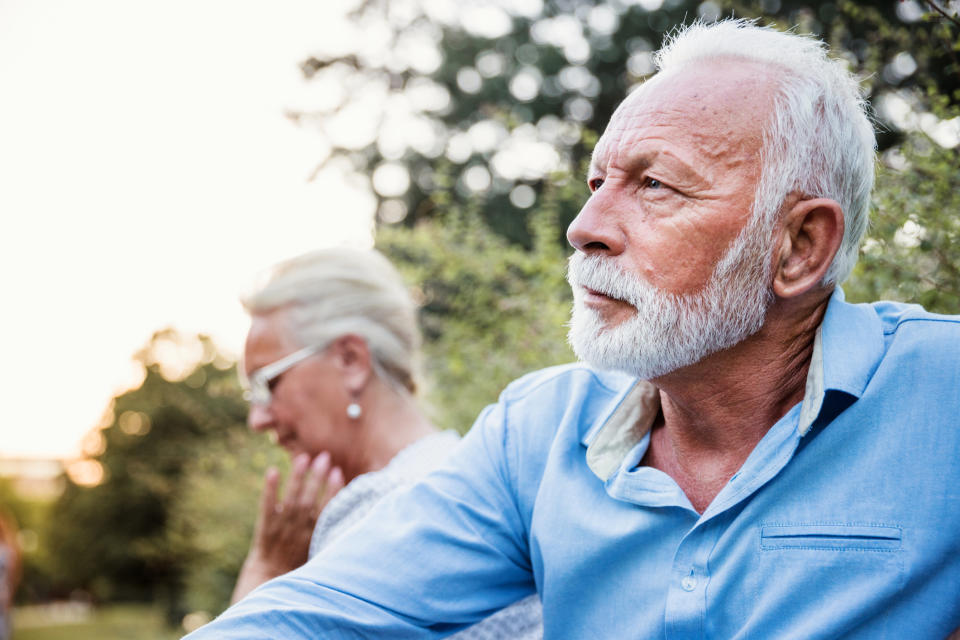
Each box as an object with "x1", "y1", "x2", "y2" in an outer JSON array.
[
  {"x1": 45, "y1": 331, "x2": 255, "y2": 622},
  {"x1": 377, "y1": 169, "x2": 581, "y2": 431},
  {"x1": 293, "y1": 0, "x2": 958, "y2": 246},
  {"x1": 725, "y1": 1, "x2": 959, "y2": 136},
  {"x1": 164, "y1": 423, "x2": 282, "y2": 619},
  {"x1": 845, "y1": 133, "x2": 960, "y2": 313},
  {"x1": 291, "y1": 0, "x2": 702, "y2": 243}
]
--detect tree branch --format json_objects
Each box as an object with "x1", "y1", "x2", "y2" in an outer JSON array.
[{"x1": 921, "y1": 0, "x2": 960, "y2": 29}]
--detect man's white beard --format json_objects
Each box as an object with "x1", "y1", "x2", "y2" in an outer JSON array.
[{"x1": 567, "y1": 215, "x2": 775, "y2": 380}]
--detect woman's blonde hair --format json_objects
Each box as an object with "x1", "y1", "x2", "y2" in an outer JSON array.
[{"x1": 241, "y1": 248, "x2": 420, "y2": 393}]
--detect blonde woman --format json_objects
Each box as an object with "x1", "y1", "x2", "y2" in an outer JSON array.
[{"x1": 230, "y1": 248, "x2": 541, "y2": 639}]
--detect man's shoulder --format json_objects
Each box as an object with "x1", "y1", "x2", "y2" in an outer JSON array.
[
  {"x1": 498, "y1": 362, "x2": 636, "y2": 404},
  {"x1": 480, "y1": 364, "x2": 638, "y2": 491},
  {"x1": 864, "y1": 300, "x2": 960, "y2": 357},
  {"x1": 867, "y1": 300, "x2": 960, "y2": 335},
  {"x1": 845, "y1": 300, "x2": 960, "y2": 391},
  {"x1": 490, "y1": 363, "x2": 638, "y2": 447}
]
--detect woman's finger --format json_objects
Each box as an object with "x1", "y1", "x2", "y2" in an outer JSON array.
[
  {"x1": 281, "y1": 453, "x2": 311, "y2": 511},
  {"x1": 319, "y1": 466, "x2": 345, "y2": 512},
  {"x1": 299, "y1": 452, "x2": 331, "y2": 511}
]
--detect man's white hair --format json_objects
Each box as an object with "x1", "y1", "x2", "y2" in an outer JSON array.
[
  {"x1": 241, "y1": 248, "x2": 421, "y2": 393},
  {"x1": 654, "y1": 18, "x2": 876, "y2": 285}
]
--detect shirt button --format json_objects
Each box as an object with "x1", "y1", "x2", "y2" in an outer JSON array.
[{"x1": 681, "y1": 575, "x2": 697, "y2": 591}]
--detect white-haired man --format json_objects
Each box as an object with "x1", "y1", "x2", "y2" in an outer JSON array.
[{"x1": 188, "y1": 20, "x2": 960, "y2": 639}]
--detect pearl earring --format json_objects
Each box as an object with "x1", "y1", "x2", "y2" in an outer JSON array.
[{"x1": 346, "y1": 403, "x2": 362, "y2": 420}]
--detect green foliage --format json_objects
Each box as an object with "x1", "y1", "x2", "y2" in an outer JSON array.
[
  {"x1": 0, "y1": 479, "x2": 32, "y2": 530},
  {"x1": 44, "y1": 332, "x2": 254, "y2": 622},
  {"x1": 725, "y1": 1, "x2": 959, "y2": 128},
  {"x1": 298, "y1": 0, "x2": 959, "y2": 248},
  {"x1": 295, "y1": 0, "x2": 701, "y2": 242},
  {"x1": 846, "y1": 134, "x2": 960, "y2": 313},
  {"x1": 0, "y1": 478, "x2": 51, "y2": 604},
  {"x1": 302, "y1": 0, "x2": 960, "y2": 346},
  {"x1": 165, "y1": 430, "x2": 283, "y2": 617},
  {"x1": 377, "y1": 175, "x2": 578, "y2": 431}
]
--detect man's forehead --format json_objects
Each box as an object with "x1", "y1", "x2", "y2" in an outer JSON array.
[
  {"x1": 591, "y1": 74, "x2": 682, "y2": 169},
  {"x1": 592, "y1": 60, "x2": 777, "y2": 168},
  {"x1": 626, "y1": 58, "x2": 777, "y2": 111}
]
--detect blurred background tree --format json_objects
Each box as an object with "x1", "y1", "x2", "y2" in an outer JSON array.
[
  {"x1": 0, "y1": 478, "x2": 51, "y2": 605},
  {"x1": 15, "y1": 0, "x2": 958, "y2": 636},
  {"x1": 164, "y1": 424, "x2": 284, "y2": 620},
  {"x1": 291, "y1": 0, "x2": 958, "y2": 248},
  {"x1": 41, "y1": 331, "x2": 264, "y2": 624},
  {"x1": 377, "y1": 174, "x2": 580, "y2": 430},
  {"x1": 846, "y1": 132, "x2": 960, "y2": 312}
]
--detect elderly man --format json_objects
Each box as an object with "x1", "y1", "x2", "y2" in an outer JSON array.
[{"x1": 188, "y1": 20, "x2": 960, "y2": 639}]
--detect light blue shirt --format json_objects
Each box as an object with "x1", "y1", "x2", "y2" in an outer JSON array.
[{"x1": 190, "y1": 291, "x2": 960, "y2": 639}]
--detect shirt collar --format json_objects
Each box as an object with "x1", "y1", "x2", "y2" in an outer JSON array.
[
  {"x1": 796, "y1": 288, "x2": 883, "y2": 434},
  {"x1": 583, "y1": 380, "x2": 659, "y2": 481},
  {"x1": 583, "y1": 288, "x2": 886, "y2": 480}
]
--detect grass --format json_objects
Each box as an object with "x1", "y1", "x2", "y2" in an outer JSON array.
[{"x1": 13, "y1": 603, "x2": 184, "y2": 640}]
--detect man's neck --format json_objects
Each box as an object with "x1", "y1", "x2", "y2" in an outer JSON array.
[{"x1": 642, "y1": 293, "x2": 831, "y2": 512}]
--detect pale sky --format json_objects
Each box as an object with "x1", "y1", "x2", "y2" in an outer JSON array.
[{"x1": 0, "y1": 0, "x2": 376, "y2": 459}]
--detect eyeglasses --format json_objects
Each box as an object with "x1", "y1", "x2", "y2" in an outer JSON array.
[{"x1": 243, "y1": 344, "x2": 325, "y2": 406}]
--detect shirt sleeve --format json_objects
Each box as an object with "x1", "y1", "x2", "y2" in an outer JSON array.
[{"x1": 186, "y1": 398, "x2": 537, "y2": 639}]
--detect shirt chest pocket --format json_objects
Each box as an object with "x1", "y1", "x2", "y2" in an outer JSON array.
[
  {"x1": 721, "y1": 522, "x2": 910, "y2": 633},
  {"x1": 760, "y1": 523, "x2": 902, "y2": 551}
]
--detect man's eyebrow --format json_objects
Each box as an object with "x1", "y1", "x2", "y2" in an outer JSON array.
[
  {"x1": 589, "y1": 141, "x2": 709, "y2": 186},
  {"x1": 589, "y1": 145, "x2": 668, "y2": 174},
  {"x1": 588, "y1": 145, "x2": 605, "y2": 175},
  {"x1": 626, "y1": 146, "x2": 712, "y2": 185}
]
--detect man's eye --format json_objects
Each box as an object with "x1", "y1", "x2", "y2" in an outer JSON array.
[
  {"x1": 644, "y1": 177, "x2": 664, "y2": 189},
  {"x1": 267, "y1": 375, "x2": 282, "y2": 391},
  {"x1": 588, "y1": 177, "x2": 604, "y2": 192}
]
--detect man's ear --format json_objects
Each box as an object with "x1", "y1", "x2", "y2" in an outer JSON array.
[
  {"x1": 772, "y1": 197, "x2": 844, "y2": 299},
  {"x1": 329, "y1": 334, "x2": 373, "y2": 394}
]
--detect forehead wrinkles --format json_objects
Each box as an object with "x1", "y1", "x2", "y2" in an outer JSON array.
[
  {"x1": 593, "y1": 67, "x2": 771, "y2": 177},
  {"x1": 592, "y1": 111, "x2": 636, "y2": 170},
  {"x1": 592, "y1": 79, "x2": 659, "y2": 170},
  {"x1": 592, "y1": 100, "x2": 702, "y2": 176}
]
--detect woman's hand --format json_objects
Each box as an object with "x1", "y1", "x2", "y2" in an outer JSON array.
[{"x1": 230, "y1": 452, "x2": 344, "y2": 604}]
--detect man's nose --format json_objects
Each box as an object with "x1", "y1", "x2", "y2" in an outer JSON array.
[
  {"x1": 566, "y1": 190, "x2": 624, "y2": 255},
  {"x1": 247, "y1": 403, "x2": 274, "y2": 432}
]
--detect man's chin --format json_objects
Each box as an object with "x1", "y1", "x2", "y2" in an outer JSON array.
[
  {"x1": 569, "y1": 315, "x2": 631, "y2": 371},
  {"x1": 569, "y1": 312, "x2": 680, "y2": 380}
]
